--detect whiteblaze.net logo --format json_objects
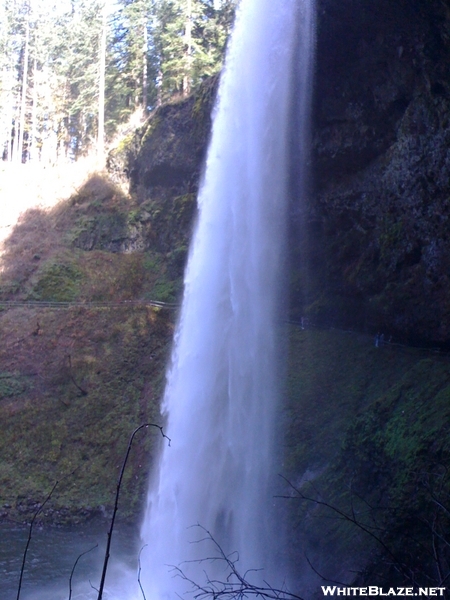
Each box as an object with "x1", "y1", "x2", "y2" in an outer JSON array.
[{"x1": 321, "y1": 587, "x2": 446, "y2": 597}]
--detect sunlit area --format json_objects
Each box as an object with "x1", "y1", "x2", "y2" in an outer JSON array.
[
  {"x1": 0, "y1": 158, "x2": 99, "y2": 249},
  {"x1": 2, "y1": 0, "x2": 450, "y2": 598}
]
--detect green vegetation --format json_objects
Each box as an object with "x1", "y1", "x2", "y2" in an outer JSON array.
[
  {"x1": 0, "y1": 174, "x2": 185, "y2": 306},
  {"x1": 0, "y1": 0, "x2": 236, "y2": 162},
  {"x1": 0, "y1": 170, "x2": 186, "y2": 523},
  {"x1": 0, "y1": 305, "x2": 173, "y2": 523},
  {"x1": 31, "y1": 261, "x2": 83, "y2": 302},
  {"x1": 0, "y1": 80, "x2": 211, "y2": 524},
  {"x1": 0, "y1": 372, "x2": 29, "y2": 398},
  {"x1": 285, "y1": 327, "x2": 450, "y2": 585}
]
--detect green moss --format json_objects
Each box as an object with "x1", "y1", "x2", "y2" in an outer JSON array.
[
  {"x1": 285, "y1": 328, "x2": 450, "y2": 585},
  {"x1": 142, "y1": 253, "x2": 162, "y2": 273},
  {"x1": 30, "y1": 261, "x2": 82, "y2": 302},
  {"x1": 0, "y1": 372, "x2": 29, "y2": 398},
  {"x1": 0, "y1": 306, "x2": 173, "y2": 523},
  {"x1": 140, "y1": 114, "x2": 160, "y2": 146},
  {"x1": 116, "y1": 132, "x2": 134, "y2": 154},
  {"x1": 192, "y1": 74, "x2": 219, "y2": 120},
  {"x1": 70, "y1": 212, "x2": 128, "y2": 250},
  {"x1": 152, "y1": 279, "x2": 179, "y2": 302}
]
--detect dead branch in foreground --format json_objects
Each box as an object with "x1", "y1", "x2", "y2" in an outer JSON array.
[
  {"x1": 97, "y1": 423, "x2": 170, "y2": 600},
  {"x1": 170, "y1": 524, "x2": 305, "y2": 600},
  {"x1": 68, "y1": 544, "x2": 98, "y2": 600},
  {"x1": 16, "y1": 481, "x2": 59, "y2": 600}
]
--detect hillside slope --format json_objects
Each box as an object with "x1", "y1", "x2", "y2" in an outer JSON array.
[
  {"x1": 0, "y1": 177, "x2": 176, "y2": 523},
  {"x1": 0, "y1": 78, "x2": 218, "y2": 524}
]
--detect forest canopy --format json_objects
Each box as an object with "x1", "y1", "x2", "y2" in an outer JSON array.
[{"x1": 0, "y1": 0, "x2": 237, "y2": 163}]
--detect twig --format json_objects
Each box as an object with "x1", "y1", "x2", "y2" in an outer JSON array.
[
  {"x1": 304, "y1": 553, "x2": 350, "y2": 586},
  {"x1": 138, "y1": 544, "x2": 148, "y2": 600},
  {"x1": 67, "y1": 354, "x2": 88, "y2": 396},
  {"x1": 68, "y1": 544, "x2": 98, "y2": 600},
  {"x1": 97, "y1": 423, "x2": 170, "y2": 600},
  {"x1": 170, "y1": 524, "x2": 305, "y2": 600},
  {"x1": 277, "y1": 475, "x2": 412, "y2": 583},
  {"x1": 16, "y1": 481, "x2": 59, "y2": 600}
]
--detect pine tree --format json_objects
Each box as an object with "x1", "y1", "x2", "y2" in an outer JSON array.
[
  {"x1": 109, "y1": 0, "x2": 156, "y2": 118},
  {"x1": 0, "y1": 0, "x2": 237, "y2": 164},
  {"x1": 153, "y1": 0, "x2": 237, "y2": 102},
  {"x1": 54, "y1": 0, "x2": 103, "y2": 158},
  {"x1": 98, "y1": 0, "x2": 107, "y2": 158},
  {"x1": 0, "y1": 0, "x2": 30, "y2": 162},
  {"x1": 15, "y1": 0, "x2": 29, "y2": 162}
]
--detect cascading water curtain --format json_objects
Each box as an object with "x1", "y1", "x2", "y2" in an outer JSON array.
[{"x1": 136, "y1": 0, "x2": 316, "y2": 598}]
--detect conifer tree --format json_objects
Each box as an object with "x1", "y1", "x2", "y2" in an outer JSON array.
[
  {"x1": 15, "y1": 0, "x2": 29, "y2": 162},
  {"x1": 98, "y1": 0, "x2": 107, "y2": 158},
  {"x1": 0, "y1": 0, "x2": 237, "y2": 163}
]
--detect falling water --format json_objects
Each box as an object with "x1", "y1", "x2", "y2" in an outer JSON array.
[{"x1": 138, "y1": 0, "x2": 316, "y2": 597}]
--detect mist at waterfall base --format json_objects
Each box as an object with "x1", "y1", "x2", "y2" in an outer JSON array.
[{"x1": 9, "y1": 1, "x2": 315, "y2": 598}]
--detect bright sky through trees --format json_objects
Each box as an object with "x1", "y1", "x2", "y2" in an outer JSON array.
[{"x1": 0, "y1": 0, "x2": 237, "y2": 164}]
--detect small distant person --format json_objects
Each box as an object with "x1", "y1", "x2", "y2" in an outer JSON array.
[{"x1": 375, "y1": 333, "x2": 380, "y2": 347}]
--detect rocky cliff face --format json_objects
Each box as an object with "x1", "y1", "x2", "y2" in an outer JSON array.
[
  {"x1": 108, "y1": 76, "x2": 218, "y2": 258},
  {"x1": 299, "y1": 0, "x2": 450, "y2": 344},
  {"x1": 120, "y1": 1, "x2": 450, "y2": 345}
]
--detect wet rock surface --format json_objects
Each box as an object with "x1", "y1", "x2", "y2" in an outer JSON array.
[
  {"x1": 108, "y1": 76, "x2": 219, "y2": 255},
  {"x1": 290, "y1": 0, "x2": 450, "y2": 344}
]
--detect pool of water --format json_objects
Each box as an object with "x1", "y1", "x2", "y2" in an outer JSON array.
[{"x1": 0, "y1": 521, "x2": 140, "y2": 600}]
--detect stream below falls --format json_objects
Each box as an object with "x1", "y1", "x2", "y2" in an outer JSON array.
[{"x1": 0, "y1": 521, "x2": 138, "y2": 600}]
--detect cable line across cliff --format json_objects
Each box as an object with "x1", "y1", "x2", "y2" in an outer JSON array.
[
  {"x1": 1, "y1": 300, "x2": 447, "y2": 359},
  {"x1": 0, "y1": 299, "x2": 180, "y2": 310}
]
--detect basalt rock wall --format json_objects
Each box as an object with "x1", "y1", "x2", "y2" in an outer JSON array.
[
  {"x1": 298, "y1": 0, "x2": 450, "y2": 344},
  {"x1": 114, "y1": 0, "x2": 450, "y2": 345}
]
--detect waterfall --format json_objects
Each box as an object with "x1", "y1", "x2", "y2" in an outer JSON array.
[{"x1": 137, "y1": 0, "x2": 316, "y2": 597}]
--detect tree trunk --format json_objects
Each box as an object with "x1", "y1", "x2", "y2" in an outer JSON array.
[
  {"x1": 142, "y1": 13, "x2": 148, "y2": 111},
  {"x1": 29, "y1": 57, "x2": 37, "y2": 161},
  {"x1": 2, "y1": 66, "x2": 14, "y2": 161},
  {"x1": 183, "y1": 0, "x2": 192, "y2": 96},
  {"x1": 16, "y1": 6, "x2": 30, "y2": 163},
  {"x1": 11, "y1": 89, "x2": 21, "y2": 162},
  {"x1": 97, "y1": 1, "x2": 107, "y2": 160},
  {"x1": 156, "y1": 67, "x2": 163, "y2": 107}
]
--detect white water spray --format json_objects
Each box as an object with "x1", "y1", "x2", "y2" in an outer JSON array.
[{"x1": 137, "y1": 0, "x2": 316, "y2": 597}]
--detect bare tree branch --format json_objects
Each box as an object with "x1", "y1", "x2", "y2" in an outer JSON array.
[
  {"x1": 303, "y1": 553, "x2": 350, "y2": 586},
  {"x1": 170, "y1": 525, "x2": 305, "y2": 600},
  {"x1": 97, "y1": 423, "x2": 170, "y2": 600},
  {"x1": 277, "y1": 475, "x2": 412, "y2": 583},
  {"x1": 68, "y1": 544, "x2": 98, "y2": 600},
  {"x1": 138, "y1": 544, "x2": 148, "y2": 600},
  {"x1": 16, "y1": 481, "x2": 59, "y2": 600},
  {"x1": 67, "y1": 354, "x2": 88, "y2": 396}
]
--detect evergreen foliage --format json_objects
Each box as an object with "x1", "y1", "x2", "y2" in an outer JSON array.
[{"x1": 0, "y1": 0, "x2": 237, "y2": 162}]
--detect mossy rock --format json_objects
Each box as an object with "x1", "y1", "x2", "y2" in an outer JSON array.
[
  {"x1": 30, "y1": 262, "x2": 82, "y2": 302},
  {"x1": 0, "y1": 372, "x2": 29, "y2": 398},
  {"x1": 285, "y1": 327, "x2": 450, "y2": 591},
  {"x1": 0, "y1": 306, "x2": 173, "y2": 524}
]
